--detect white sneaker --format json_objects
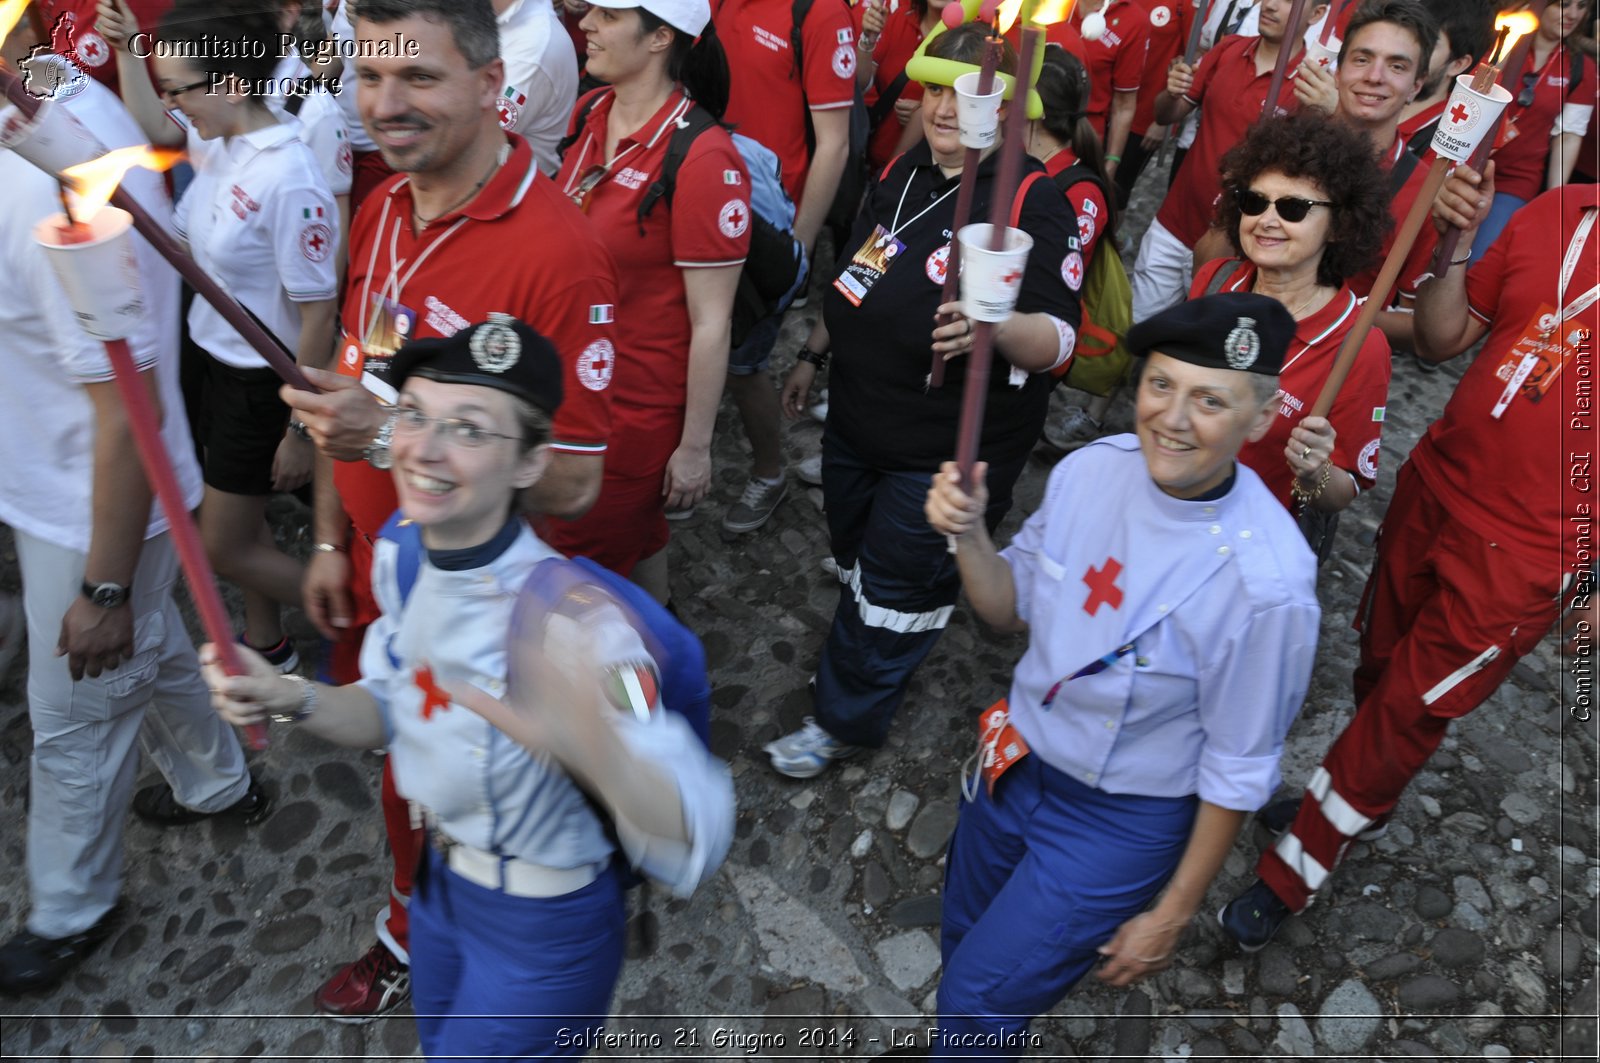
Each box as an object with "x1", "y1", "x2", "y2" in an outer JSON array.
[
  {"x1": 764, "y1": 717, "x2": 863, "y2": 779},
  {"x1": 807, "y1": 388, "x2": 829, "y2": 423},
  {"x1": 664, "y1": 505, "x2": 697, "y2": 522},
  {"x1": 722, "y1": 476, "x2": 788, "y2": 534},
  {"x1": 1041, "y1": 406, "x2": 1102, "y2": 451},
  {"x1": 797, "y1": 453, "x2": 823, "y2": 487}
]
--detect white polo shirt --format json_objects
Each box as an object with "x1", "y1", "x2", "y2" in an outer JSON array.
[
  {"x1": 498, "y1": 0, "x2": 579, "y2": 175},
  {"x1": 174, "y1": 117, "x2": 339, "y2": 369},
  {"x1": 0, "y1": 68, "x2": 200, "y2": 552},
  {"x1": 271, "y1": 50, "x2": 354, "y2": 198}
]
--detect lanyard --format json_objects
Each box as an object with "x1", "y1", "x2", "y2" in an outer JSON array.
[
  {"x1": 888, "y1": 168, "x2": 960, "y2": 242},
  {"x1": 1552, "y1": 208, "x2": 1600, "y2": 331}
]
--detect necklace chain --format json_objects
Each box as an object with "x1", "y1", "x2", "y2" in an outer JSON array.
[{"x1": 413, "y1": 148, "x2": 504, "y2": 227}]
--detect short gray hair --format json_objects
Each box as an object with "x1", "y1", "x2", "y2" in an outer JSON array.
[{"x1": 352, "y1": 0, "x2": 499, "y2": 69}]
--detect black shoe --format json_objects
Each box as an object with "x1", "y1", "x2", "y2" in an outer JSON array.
[
  {"x1": 133, "y1": 775, "x2": 272, "y2": 827},
  {"x1": 0, "y1": 903, "x2": 122, "y2": 994},
  {"x1": 1217, "y1": 879, "x2": 1293, "y2": 953}
]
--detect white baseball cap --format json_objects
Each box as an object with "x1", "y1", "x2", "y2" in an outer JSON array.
[{"x1": 585, "y1": 1, "x2": 711, "y2": 37}]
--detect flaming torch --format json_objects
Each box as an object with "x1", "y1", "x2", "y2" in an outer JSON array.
[
  {"x1": 0, "y1": 58, "x2": 315, "y2": 391},
  {"x1": 1303, "y1": 6, "x2": 1540, "y2": 436},
  {"x1": 23, "y1": 126, "x2": 271, "y2": 752},
  {"x1": 948, "y1": 0, "x2": 1067, "y2": 487}
]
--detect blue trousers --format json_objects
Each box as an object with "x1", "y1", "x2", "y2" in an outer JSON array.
[
  {"x1": 409, "y1": 846, "x2": 626, "y2": 1061},
  {"x1": 933, "y1": 757, "x2": 1197, "y2": 1061},
  {"x1": 1469, "y1": 191, "x2": 1528, "y2": 259},
  {"x1": 814, "y1": 428, "x2": 1022, "y2": 748}
]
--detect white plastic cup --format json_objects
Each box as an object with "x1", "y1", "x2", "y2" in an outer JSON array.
[
  {"x1": 1430, "y1": 73, "x2": 1514, "y2": 163},
  {"x1": 33, "y1": 208, "x2": 144, "y2": 341},
  {"x1": 957, "y1": 223, "x2": 1034, "y2": 322},
  {"x1": 0, "y1": 97, "x2": 105, "y2": 175},
  {"x1": 1302, "y1": 37, "x2": 1340, "y2": 75},
  {"x1": 954, "y1": 71, "x2": 1004, "y2": 150}
]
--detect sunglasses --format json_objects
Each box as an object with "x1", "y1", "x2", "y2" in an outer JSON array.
[
  {"x1": 1235, "y1": 188, "x2": 1335, "y2": 222},
  {"x1": 160, "y1": 78, "x2": 211, "y2": 102},
  {"x1": 1516, "y1": 70, "x2": 1539, "y2": 108},
  {"x1": 567, "y1": 164, "x2": 608, "y2": 213}
]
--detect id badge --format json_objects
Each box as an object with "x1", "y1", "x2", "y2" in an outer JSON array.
[
  {"x1": 978, "y1": 699, "x2": 1029, "y2": 795},
  {"x1": 832, "y1": 224, "x2": 906, "y2": 307},
  {"x1": 1489, "y1": 304, "x2": 1575, "y2": 419},
  {"x1": 361, "y1": 294, "x2": 418, "y2": 362}
]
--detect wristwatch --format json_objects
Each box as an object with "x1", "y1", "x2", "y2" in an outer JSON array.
[
  {"x1": 81, "y1": 579, "x2": 130, "y2": 609},
  {"x1": 271, "y1": 674, "x2": 319, "y2": 724},
  {"x1": 364, "y1": 409, "x2": 398, "y2": 470}
]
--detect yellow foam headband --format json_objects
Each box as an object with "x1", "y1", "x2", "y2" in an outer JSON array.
[{"x1": 903, "y1": 0, "x2": 1046, "y2": 120}]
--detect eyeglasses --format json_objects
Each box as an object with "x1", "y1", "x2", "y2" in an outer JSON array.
[
  {"x1": 393, "y1": 406, "x2": 521, "y2": 448},
  {"x1": 1235, "y1": 188, "x2": 1335, "y2": 222},
  {"x1": 160, "y1": 79, "x2": 211, "y2": 102}
]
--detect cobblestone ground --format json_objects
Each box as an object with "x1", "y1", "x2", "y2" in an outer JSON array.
[{"x1": 2, "y1": 152, "x2": 1597, "y2": 1061}]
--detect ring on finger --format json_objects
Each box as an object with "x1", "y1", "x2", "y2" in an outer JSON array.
[{"x1": 1300, "y1": 445, "x2": 1312, "y2": 460}]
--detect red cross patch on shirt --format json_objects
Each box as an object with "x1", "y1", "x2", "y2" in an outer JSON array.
[
  {"x1": 1083, "y1": 557, "x2": 1124, "y2": 616},
  {"x1": 415, "y1": 665, "x2": 453, "y2": 721}
]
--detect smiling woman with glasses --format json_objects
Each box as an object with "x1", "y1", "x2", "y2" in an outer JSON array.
[{"x1": 1185, "y1": 111, "x2": 1395, "y2": 541}]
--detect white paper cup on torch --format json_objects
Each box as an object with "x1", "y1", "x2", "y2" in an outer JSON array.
[
  {"x1": 957, "y1": 223, "x2": 1033, "y2": 323},
  {"x1": 1431, "y1": 74, "x2": 1514, "y2": 163},
  {"x1": 0, "y1": 96, "x2": 104, "y2": 174},
  {"x1": 1303, "y1": 37, "x2": 1340, "y2": 75},
  {"x1": 33, "y1": 208, "x2": 144, "y2": 341},
  {"x1": 954, "y1": 71, "x2": 1005, "y2": 150}
]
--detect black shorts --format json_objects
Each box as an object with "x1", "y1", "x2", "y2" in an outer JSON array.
[{"x1": 196, "y1": 356, "x2": 289, "y2": 496}]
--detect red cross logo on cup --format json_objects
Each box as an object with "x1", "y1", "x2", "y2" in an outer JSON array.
[{"x1": 1450, "y1": 102, "x2": 1471, "y2": 125}]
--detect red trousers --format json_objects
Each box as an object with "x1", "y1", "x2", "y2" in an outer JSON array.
[
  {"x1": 1259, "y1": 461, "x2": 1561, "y2": 910},
  {"x1": 326, "y1": 532, "x2": 424, "y2": 961}
]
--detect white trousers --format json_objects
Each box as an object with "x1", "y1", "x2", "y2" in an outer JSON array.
[
  {"x1": 16, "y1": 529, "x2": 248, "y2": 938},
  {"x1": 1131, "y1": 219, "x2": 1195, "y2": 325}
]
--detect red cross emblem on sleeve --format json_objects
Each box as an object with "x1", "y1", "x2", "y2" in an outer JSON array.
[
  {"x1": 1083, "y1": 557, "x2": 1124, "y2": 616},
  {"x1": 415, "y1": 665, "x2": 453, "y2": 721},
  {"x1": 307, "y1": 230, "x2": 326, "y2": 254}
]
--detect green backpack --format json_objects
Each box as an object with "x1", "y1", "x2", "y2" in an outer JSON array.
[{"x1": 1050, "y1": 164, "x2": 1132, "y2": 397}]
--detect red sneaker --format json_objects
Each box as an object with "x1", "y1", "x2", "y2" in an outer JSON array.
[{"x1": 313, "y1": 941, "x2": 410, "y2": 1023}]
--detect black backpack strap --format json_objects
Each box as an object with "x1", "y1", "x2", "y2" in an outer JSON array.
[
  {"x1": 867, "y1": 69, "x2": 911, "y2": 127},
  {"x1": 637, "y1": 103, "x2": 720, "y2": 232},
  {"x1": 1203, "y1": 257, "x2": 1247, "y2": 296},
  {"x1": 284, "y1": 81, "x2": 308, "y2": 118},
  {"x1": 557, "y1": 87, "x2": 612, "y2": 164},
  {"x1": 1388, "y1": 140, "x2": 1422, "y2": 196},
  {"x1": 791, "y1": 0, "x2": 814, "y2": 77},
  {"x1": 1404, "y1": 117, "x2": 1436, "y2": 158},
  {"x1": 1570, "y1": 47, "x2": 1586, "y2": 99},
  {"x1": 1051, "y1": 162, "x2": 1107, "y2": 199}
]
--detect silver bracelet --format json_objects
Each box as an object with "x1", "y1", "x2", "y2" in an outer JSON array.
[{"x1": 270, "y1": 674, "x2": 319, "y2": 725}]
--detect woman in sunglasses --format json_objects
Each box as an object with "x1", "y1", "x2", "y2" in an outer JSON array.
[
  {"x1": 768, "y1": 19, "x2": 1080, "y2": 779},
  {"x1": 1190, "y1": 112, "x2": 1393, "y2": 526},
  {"x1": 551, "y1": 1, "x2": 745, "y2": 601},
  {"x1": 1470, "y1": 0, "x2": 1595, "y2": 255}
]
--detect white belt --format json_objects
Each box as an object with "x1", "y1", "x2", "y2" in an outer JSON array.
[{"x1": 437, "y1": 837, "x2": 604, "y2": 898}]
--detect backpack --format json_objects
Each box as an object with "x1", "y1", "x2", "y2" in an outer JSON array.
[
  {"x1": 559, "y1": 91, "x2": 809, "y2": 349},
  {"x1": 377, "y1": 513, "x2": 713, "y2": 889},
  {"x1": 1050, "y1": 164, "x2": 1133, "y2": 397},
  {"x1": 792, "y1": 0, "x2": 872, "y2": 246}
]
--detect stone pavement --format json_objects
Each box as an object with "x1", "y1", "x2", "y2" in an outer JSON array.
[{"x1": 2, "y1": 156, "x2": 1597, "y2": 1061}]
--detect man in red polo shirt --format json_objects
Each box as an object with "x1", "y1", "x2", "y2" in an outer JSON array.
[
  {"x1": 1219, "y1": 168, "x2": 1599, "y2": 950},
  {"x1": 1131, "y1": 0, "x2": 1326, "y2": 322},
  {"x1": 280, "y1": 0, "x2": 616, "y2": 1023},
  {"x1": 1395, "y1": 0, "x2": 1493, "y2": 149},
  {"x1": 711, "y1": 0, "x2": 854, "y2": 535},
  {"x1": 1112, "y1": 0, "x2": 1192, "y2": 208}
]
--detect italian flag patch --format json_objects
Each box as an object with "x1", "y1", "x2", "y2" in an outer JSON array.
[
  {"x1": 302, "y1": 206, "x2": 324, "y2": 219},
  {"x1": 504, "y1": 86, "x2": 527, "y2": 107},
  {"x1": 589, "y1": 304, "x2": 614, "y2": 325}
]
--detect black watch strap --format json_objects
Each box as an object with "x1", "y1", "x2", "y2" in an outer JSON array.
[{"x1": 81, "y1": 580, "x2": 130, "y2": 608}]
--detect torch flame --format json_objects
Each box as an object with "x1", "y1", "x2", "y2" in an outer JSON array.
[
  {"x1": 996, "y1": 0, "x2": 1075, "y2": 33},
  {"x1": 62, "y1": 146, "x2": 185, "y2": 216},
  {"x1": 0, "y1": 0, "x2": 30, "y2": 45},
  {"x1": 1494, "y1": 11, "x2": 1541, "y2": 66}
]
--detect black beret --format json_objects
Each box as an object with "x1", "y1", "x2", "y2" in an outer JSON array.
[
  {"x1": 390, "y1": 314, "x2": 564, "y2": 416},
  {"x1": 1124, "y1": 292, "x2": 1297, "y2": 376}
]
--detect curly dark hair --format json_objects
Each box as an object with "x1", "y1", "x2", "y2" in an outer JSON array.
[{"x1": 1213, "y1": 112, "x2": 1393, "y2": 289}]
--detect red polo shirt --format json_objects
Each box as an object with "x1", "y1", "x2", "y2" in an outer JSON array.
[
  {"x1": 716, "y1": 0, "x2": 856, "y2": 203},
  {"x1": 1044, "y1": 148, "x2": 1110, "y2": 263},
  {"x1": 557, "y1": 88, "x2": 751, "y2": 410},
  {"x1": 1348, "y1": 134, "x2": 1441, "y2": 302},
  {"x1": 1156, "y1": 34, "x2": 1303, "y2": 247},
  {"x1": 1193, "y1": 259, "x2": 1392, "y2": 510},
  {"x1": 42, "y1": 0, "x2": 171, "y2": 95},
  {"x1": 335, "y1": 135, "x2": 617, "y2": 540},
  {"x1": 1492, "y1": 42, "x2": 1591, "y2": 202},
  {"x1": 1046, "y1": 0, "x2": 1148, "y2": 139},
  {"x1": 1410, "y1": 184, "x2": 1600, "y2": 564},
  {"x1": 860, "y1": 2, "x2": 927, "y2": 169},
  {"x1": 1130, "y1": 0, "x2": 1192, "y2": 137},
  {"x1": 1396, "y1": 97, "x2": 1446, "y2": 144}
]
